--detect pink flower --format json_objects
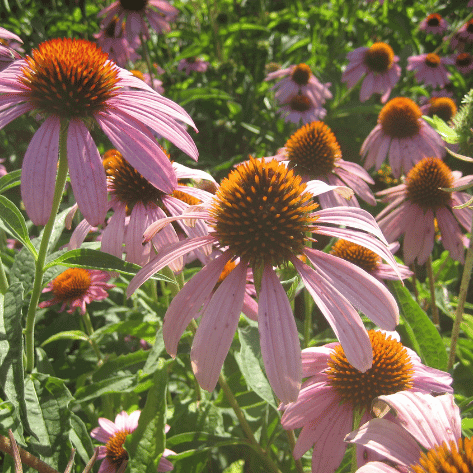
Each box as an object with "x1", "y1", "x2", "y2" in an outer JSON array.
[
  {"x1": 455, "y1": 52, "x2": 473, "y2": 74},
  {"x1": 419, "y1": 13, "x2": 449, "y2": 35},
  {"x1": 90, "y1": 411, "x2": 174, "y2": 473},
  {"x1": 265, "y1": 63, "x2": 332, "y2": 108},
  {"x1": 0, "y1": 26, "x2": 22, "y2": 72},
  {"x1": 361, "y1": 97, "x2": 445, "y2": 178},
  {"x1": 407, "y1": 53, "x2": 454, "y2": 88},
  {"x1": 98, "y1": 0, "x2": 178, "y2": 44},
  {"x1": 126, "y1": 158, "x2": 400, "y2": 403},
  {"x1": 376, "y1": 157, "x2": 473, "y2": 265},
  {"x1": 346, "y1": 392, "x2": 464, "y2": 473},
  {"x1": 449, "y1": 19, "x2": 473, "y2": 50},
  {"x1": 177, "y1": 57, "x2": 209, "y2": 75},
  {"x1": 281, "y1": 331, "x2": 452, "y2": 473},
  {"x1": 342, "y1": 42, "x2": 401, "y2": 103},
  {"x1": 0, "y1": 157, "x2": 6, "y2": 177},
  {"x1": 39, "y1": 268, "x2": 114, "y2": 315},
  {"x1": 420, "y1": 96, "x2": 457, "y2": 123},
  {"x1": 278, "y1": 93, "x2": 327, "y2": 124},
  {"x1": 268, "y1": 121, "x2": 376, "y2": 208},
  {"x1": 0, "y1": 38, "x2": 198, "y2": 227}
]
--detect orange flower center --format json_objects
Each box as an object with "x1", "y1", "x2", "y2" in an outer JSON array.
[
  {"x1": 426, "y1": 13, "x2": 441, "y2": 27},
  {"x1": 410, "y1": 437, "x2": 473, "y2": 473},
  {"x1": 130, "y1": 70, "x2": 145, "y2": 81},
  {"x1": 405, "y1": 157, "x2": 454, "y2": 211},
  {"x1": 426, "y1": 97, "x2": 457, "y2": 122},
  {"x1": 379, "y1": 97, "x2": 422, "y2": 138},
  {"x1": 51, "y1": 268, "x2": 92, "y2": 301},
  {"x1": 105, "y1": 429, "x2": 131, "y2": 466},
  {"x1": 210, "y1": 158, "x2": 319, "y2": 268},
  {"x1": 363, "y1": 42, "x2": 394, "y2": 74},
  {"x1": 330, "y1": 239, "x2": 381, "y2": 272},
  {"x1": 326, "y1": 330, "x2": 414, "y2": 410},
  {"x1": 425, "y1": 53, "x2": 441, "y2": 68},
  {"x1": 20, "y1": 38, "x2": 120, "y2": 118},
  {"x1": 290, "y1": 63, "x2": 312, "y2": 86},
  {"x1": 285, "y1": 121, "x2": 341, "y2": 176},
  {"x1": 288, "y1": 94, "x2": 312, "y2": 112}
]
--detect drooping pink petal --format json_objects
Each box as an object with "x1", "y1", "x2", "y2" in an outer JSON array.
[
  {"x1": 437, "y1": 206, "x2": 466, "y2": 263},
  {"x1": 101, "y1": 204, "x2": 128, "y2": 258},
  {"x1": 67, "y1": 119, "x2": 108, "y2": 226},
  {"x1": 68, "y1": 219, "x2": 94, "y2": 250},
  {"x1": 21, "y1": 116, "x2": 60, "y2": 225},
  {"x1": 191, "y1": 261, "x2": 247, "y2": 391}
]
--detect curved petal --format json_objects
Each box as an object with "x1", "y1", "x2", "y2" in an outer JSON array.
[{"x1": 101, "y1": 204, "x2": 127, "y2": 258}]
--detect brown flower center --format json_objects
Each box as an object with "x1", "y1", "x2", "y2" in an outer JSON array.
[
  {"x1": 284, "y1": 121, "x2": 341, "y2": 176},
  {"x1": 103, "y1": 149, "x2": 166, "y2": 213},
  {"x1": 105, "y1": 429, "x2": 131, "y2": 466},
  {"x1": 290, "y1": 63, "x2": 312, "y2": 86},
  {"x1": 20, "y1": 38, "x2": 119, "y2": 118},
  {"x1": 456, "y1": 52, "x2": 473, "y2": 68},
  {"x1": 406, "y1": 158, "x2": 454, "y2": 211},
  {"x1": 426, "y1": 97, "x2": 457, "y2": 122},
  {"x1": 51, "y1": 268, "x2": 92, "y2": 301},
  {"x1": 467, "y1": 19, "x2": 473, "y2": 34},
  {"x1": 210, "y1": 158, "x2": 319, "y2": 268},
  {"x1": 425, "y1": 53, "x2": 441, "y2": 68},
  {"x1": 379, "y1": 97, "x2": 422, "y2": 138},
  {"x1": 289, "y1": 94, "x2": 312, "y2": 112},
  {"x1": 426, "y1": 13, "x2": 441, "y2": 27},
  {"x1": 120, "y1": 0, "x2": 147, "y2": 12},
  {"x1": 330, "y1": 239, "x2": 381, "y2": 272},
  {"x1": 105, "y1": 17, "x2": 120, "y2": 38},
  {"x1": 363, "y1": 42, "x2": 394, "y2": 74},
  {"x1": 411, "y1": 437, "x2": 473, "y2": 473},
  {"x1": 326, "y1": 330, "x2": 414, "y2": 410}
]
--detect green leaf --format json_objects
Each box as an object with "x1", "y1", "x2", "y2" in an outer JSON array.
[
  {"x1": 143, "y1": 327, "x2": 166, "y2": 375},
  {"x1": 9, "y1": 245, "x2": 36, "y2": 294},
  {"x1": 445, "y1": 147, "x2": 473, "y2": 163},
  {"x1": 126, "y1": 359, "x2": 168, "y2": 473},
  {"x1": 0, "y1": 195, "x2": 37, "y2": 258},
  {"x1": 69, "y1": 413, "x2": 94, "y2": 466},
  {"x1": 92, "y1": 351, "x2": 149, "y2": 382},
  {"x1": 422, "y1": 115, "x2": 459, "y2": 143},
  {"x1": 237, "y1": 324, "x2": 276, "y2": 408},
  {"x1": 74, "y1": 375, "x2": 137, "y2": 403},
  {"x1": 389, "y1": 281, "x2": 448, "y2": 371},
  {"x1": 0, "y1": 169, "x2": 21, "y2": 194},
  {"x1": 41, "y1": 330, "x2": 90, "y2": 347}
]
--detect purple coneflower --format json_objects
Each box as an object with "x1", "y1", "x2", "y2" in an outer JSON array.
[
  {"x1": 265, "y1": 63, "x2": 332, "y2": 108},
  {"x1": 346, "y1": 392, "x2": 467, "y2": 473},
  {"x1": 0, "y1": 38, "x2": 198, "y2": 227},
  {"x1": 419, "y1": 13, "x2": 449, "y2": 35},
  {"x1": 361, "y1": 97, "x2": 445, "y2": 178},
  {"x1": 420, "y1": 96, "x2": 457, "y2": 123},
  {"x1": 376, "y1": 157, "x2": 473, "y2": 265},
  {"x1": 278, "y1": 93, "x2": 327, "y2": 124},
  {"x1": 90, "y1": 411, "x2": 174, "y2": 473},
  {"x1": 268, "y1": 121, "x2": 376, "y2": 208},
  {"x1": 342, "y1": 42, "x2": 401, "y2": 103},
  {"x1": 407, "y1": 53, "x2": 454, "y2": 88},
  {"x1": 98, "y1": 0, "x2": 178, "y2": 44},
  {"x1": 455, "y1": 52, "x2": 473, "y2": 74},
  {"x1": 281, "y1": 330, "x2": 452, "y2": 473},
  {"x1": 177, "y1": 57, "x2": 209, "y2": 75},
  {"x1": 126, "y1": 158, "x2": 400, "y2": 403},
  {"x1": 39, "y1": 268, "x2": 114, "y2": 315}
]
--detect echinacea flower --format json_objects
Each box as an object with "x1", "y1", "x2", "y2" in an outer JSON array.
[
  {"x1": 127, "y1": 158, "x2": 400, "y2": 403},
  {"x1": 342, "y1": 42, "x2": 401, "y2": 103},
  {"x1": 376, "y1": 157, "x2": 473, "y2": 264},
  {"x1": 420, "y1": 96, "x2": 457, "y2": 123},
  {"x1": 346, "y1": 392, "x2": 466, "y2": 473},
  {"x1": 268, "y1": 121, "x2": 376, "y2": 208},
  {"x1": 361, "y1": 97, "x2": 445, "y2": 178},
  {"x1": 39, "y1": 268, "x2": 114, "y2": 315},
  {"x1": 455, "y1": 52, "x2": 473, "y2": 74},
  {"x1": 330, "y1": 240, "x2": 413, "y2": 281},
  {"x1": 177, "y1": 57, "x2": 209, "y2": 75},
  {"x1": 407, "y1": 53, "x2": 454, "y2": 88},
  {"x1": 419, "y1": 13, "x2": 449, "y2": 35},
  {"x1": 265, "y1": 63, "x2": 332, "y2": 108},
  {"x1": 69, "y1": 149, "x2": 214, "y2": 268},
  {"x1": 0, "y1": 38, "x2": 198, "y2": 227},
  {"x1": 98, "y1": 0, "x2": 178, "y2": 44},
  {"x1": 449, "y1": 19, "x2": 473, "y2": 50},
  {"x1": 278, "y1": 93, "x2": 327, "y2": 124},
  {"x1": 0, "y1": 27, "x2": 22, "y2": 72},
  {"x1": 281, "y1": 331, "x2": 452, "y2": 473},
  {"x1": 90, "y1": 410, "x2": 174, "y2": 473}
]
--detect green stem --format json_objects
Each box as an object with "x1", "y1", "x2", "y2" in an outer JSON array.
[
  {"x1": 433, "y1": 10, "x2": 473, "y2": 55},
  {"x1": 0, "y1": 255, "x2": 8, "y2": 295},
  {"x1": 350, "y1": 408, "x2": 365, "y2": 472},
  {"x1": 139, "y1": 33, "x2": 155, "y2": 89},
  {"x1": 82, "y1": 311, "x2": 103, "y2": 365},
  {"x1": 426, "y1": 255, "x2": 439, "y2": 327},
  {"x1": 285, "y1": 430, "x2": 304, "y2": 473},
  {"x1": 25, "y1": 120, "x2": 69, "y2": 373},
  {"x1": 448, "y1": 227, "x2": 473, "y2": 371}
]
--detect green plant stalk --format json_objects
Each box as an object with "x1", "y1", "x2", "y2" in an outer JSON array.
[
  {"x1": 24, "y1": 120, "x2": 69, "y2": 373},
  {"x1": 426, "y1": 255, "x2": 439, "y2": 327},
  {"x1": 285, "y1": 430, "x2": 304, "y2": 473},
  {"x1": 82, "y1": 311, "x2": 103, "y2": 365},
  {"x1": 0, "y1": 255, "x2": 8, "y2": 295},
  {"x1": 350, "y1": 407, "x2": 365, "y2": 472},
  {"x1": 139, "y1": 33, "x2": 155, "y2": 88},
  {"x1": 448, "y1": 227, "x2": 473, "y2": 371}
]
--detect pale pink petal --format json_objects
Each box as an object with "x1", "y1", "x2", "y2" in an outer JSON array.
[
  {"x1": 356, "y1": 463, "x2": 398, "y2": 473},
  {"x1": 125, "y1": 203, "x2": 152, "y2": 265},
  {"x1": 69, "y1": 219, "x2": 94, "y2": 250},
  {"x1": 436, "y1": 207, "x2": 466, "y2": 263},
  {"x1": 102, "y1": 205, "x2": 128, "y2": 258},
  {"x1": 301, "y1": 347, "x2": 334, "y2": 377},
  {"x1": 96, "y1": 418, "x2": 119, "y2": 437}
]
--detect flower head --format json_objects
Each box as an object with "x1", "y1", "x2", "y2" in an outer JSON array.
[
  {"x1": 449, "y1": 19, "x2": 473, "y2": 50},
  {"x1": 127, "y1": 158, "x2": 400, "y2": 403},
  {"x1": 407, "y1": 53, "x2": 454, "y2": 88},
  {"x1": 342, "y1": 42, "x2": 401, "y2": 103},
  {"x1": 376, "y1": 157, "x2": 473, "y2": 264},
  {"x1": 98, "y1": 0, "x2": 178, "y2": 44},
  {"x1": 90, "y1": 411, "x2": 174, "y2": 473},
  {"x1": 419, "y1": 13, "x2": 449, "y2": 35},
  {"x1": 420, "y1": 96, "x2": 457, "y2": 122},
  {"x1": 269, "y1": 121, "x2": 375, "y2": 208},
  {"x1": 281, "y1": 331, "x2": 452, "y2": 473},
  {"x1": 346, "y1": 392, "x2": 464, "y2": 473},
  {"x1": 361, "y1": 97, "x2": 445, "y2": 177},
  {"x1": 278, "y1": 93, "x2": 327, "y2": 124},
  {"x1": 0, "y1": 38, "x2": 198, "y2": 227},
  {"x1": 177, "y1": 57, "x2": 209, "y2": 75},
  {"x1": 455, "y1": 52, "x2": 473, "y2": 74},
  {"x1": 39, "y1": 268, "x2": 114, "y2": 315}
]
